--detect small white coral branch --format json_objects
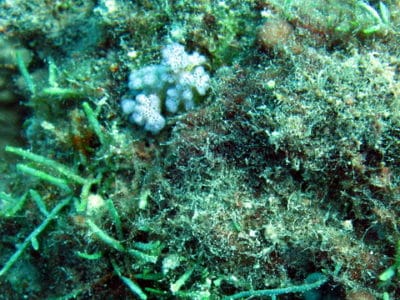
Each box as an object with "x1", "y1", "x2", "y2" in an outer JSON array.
[{"x1": 121, "y1": 43, "x2": 210, "y2": 134}]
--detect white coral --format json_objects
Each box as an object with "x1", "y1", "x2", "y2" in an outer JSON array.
[
  {"x1": 121, "y1": 43, "x2": 210, "y2": 134},
  {"x1": 121, "y1": 94, "x2": 165, "y2": 134}
]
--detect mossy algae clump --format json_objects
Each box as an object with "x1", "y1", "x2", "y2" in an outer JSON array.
[{"x1": 0, "y1": 0, "x2": 400, "y2": 299}]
